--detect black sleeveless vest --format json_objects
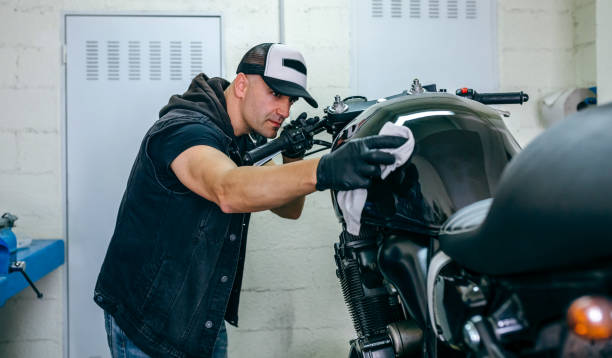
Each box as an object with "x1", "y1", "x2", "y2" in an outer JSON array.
[{"x1": 94, "y1": 108, "x2": 252, "y2": 358}]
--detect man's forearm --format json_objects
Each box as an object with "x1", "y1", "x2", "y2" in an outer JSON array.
[
  {"x1": 173, "y1": 135, "x2": 406, "y2": 215},
  {"x1": 270, "y1": 195, "x2": 305, "y2": 219},
  {"x1": 216, "y1": 158, "x2": 319, "y2": 213},
  {"x1": 270, "y1": 155, "x2": 307, "y2": 219}
]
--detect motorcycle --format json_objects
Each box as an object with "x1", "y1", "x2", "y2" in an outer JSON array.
[{"x1": 243, "y1": 80, "x2": 612, "y2": 357}]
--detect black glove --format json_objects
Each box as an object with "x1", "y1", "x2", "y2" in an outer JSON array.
[
  {"x1": 280, "y1": 112, "x2": 316, "y2": 159},
  {"x1": 316, "y1": 135, "x2": 407, "y2": 191},
  {"x1": 281, "y1": 129, "x2": 312, "y2": 158}
]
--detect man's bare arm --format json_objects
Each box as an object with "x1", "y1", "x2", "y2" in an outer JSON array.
[
  {"x1": 171, "y1": 145, "x2": 318, "y2": 214},
  {"x1": 265, "y1": 156, "x2": 306, "y2": 219}
]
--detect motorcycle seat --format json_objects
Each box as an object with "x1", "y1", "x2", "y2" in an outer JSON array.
[{"x1": 438, "y1": 103, "x2": 612, "y2": 276}]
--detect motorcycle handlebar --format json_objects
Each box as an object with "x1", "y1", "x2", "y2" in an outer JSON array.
[
  {"x1": 242, "y1": 135, "x2": 289, "y2": 166},
  {"x1": 242, "y1": 116, "x2": 329, "y2": 166},
  {"x1": 243, "y1": 86, "x2": 530, "y2": 166}
]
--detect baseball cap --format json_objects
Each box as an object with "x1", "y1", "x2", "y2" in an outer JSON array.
[{"x1": 236, "y1": 43, "x2": 318, "y2": 108}]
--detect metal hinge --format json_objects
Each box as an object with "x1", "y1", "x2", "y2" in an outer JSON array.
[{"x1": 62, "y1": 44, "x2": 67, "y2": 65}]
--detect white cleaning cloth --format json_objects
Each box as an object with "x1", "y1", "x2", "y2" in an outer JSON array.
[{"x1": 337, "y1": 122, "x2": 415, "y2": 236}]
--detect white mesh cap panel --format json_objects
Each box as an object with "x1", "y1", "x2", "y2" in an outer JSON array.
[{"x1": 263, "y1": 44, "x2": 308, "y2": 88}]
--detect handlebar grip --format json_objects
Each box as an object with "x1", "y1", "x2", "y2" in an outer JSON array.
[
  {"x1": 243, "y1": 136, "x2": 289, "y2": 165},
  {"x1": 456, "y1": 88, "x2": 529, "y2": 105},
  {"x1": 475, "y1": 92, "x2": 529, "y2": 105}
]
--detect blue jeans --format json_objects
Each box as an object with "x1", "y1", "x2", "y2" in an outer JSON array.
[{"x1": 104, "y1": 311, "x2": 228, "y2": 358}]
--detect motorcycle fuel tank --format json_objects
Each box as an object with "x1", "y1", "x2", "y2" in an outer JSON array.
[{"x1": 331, "y1": 92, "x2": 520, "y2": 236}]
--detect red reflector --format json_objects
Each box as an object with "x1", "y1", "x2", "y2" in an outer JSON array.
[{"x1": 461, "y1": 88, "x2": 468, "y2": 94}]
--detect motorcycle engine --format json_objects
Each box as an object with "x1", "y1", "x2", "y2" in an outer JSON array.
[{"x1": 334, "y1": 227, "x2": 407, "y2": 357}]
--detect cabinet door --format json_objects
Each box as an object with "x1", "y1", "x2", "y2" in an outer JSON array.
[
  {"x1": 353, "y1": 0, "x2": 497, "y2": 98},
  {"x1": 65, "y1": 14, "x2": 221, "y2": 358}
]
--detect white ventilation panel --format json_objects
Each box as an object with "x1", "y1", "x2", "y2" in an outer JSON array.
[
  {"x1": 65, "y1": 14, "x2": 221, "y2": 358},
  {"x1": 79, "y1": 39, "x2": 211, "y2": 82},
  {"x1": 355, "y1": 0, "x2": 497, "y2": 99}
]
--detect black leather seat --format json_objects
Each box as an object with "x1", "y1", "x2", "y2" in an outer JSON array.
[{"x1": 439, "y1": 103, "x2": 612, "y2": 276}]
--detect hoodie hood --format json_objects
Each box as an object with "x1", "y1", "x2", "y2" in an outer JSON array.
[{"x1": 159, "y1": 74, "x2": 235, "y2": 139}]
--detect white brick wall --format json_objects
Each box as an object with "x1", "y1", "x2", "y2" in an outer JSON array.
[
  {"x1": 574, "y1": 0, "x2": 596, "y2": 87},
  {"x1": 231, "y1": 190, "x2": 354, "y2": 357},
  {"x1": 227, "y1": 3, "x2": 356, "y2": 356},
  {"x1": 596, "y1": 0, "x2": 612, "y2": 103},
  {"x1": 498, "y1": 0, "x2": 573, "y2": 145},
  {"x1": 1, "y1": 1, "x2": 65, "y2": 355},
  {"x1": 0, "y1": 0, "x2": 605, "y2": 357},
  {"x1": 0, "y1": 266, "x2": 64, "y2": 357},
  {"x1": 496, "y1": 0, "x2": 597, "y2": 145}
]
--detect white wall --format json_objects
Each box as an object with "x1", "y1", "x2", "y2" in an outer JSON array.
[
  {"x1": 0, "y1": 0, "x2": 604, "y2": 357},
  {"x1": 0, "y1": 0, "x2": 66, "y2": 356},
  {"x1": 230, "y1": 2, "x2": 355, "y2": 357},
  {"x1": 596, "y1": 0, "x2": 612, "y2": 103},
  {"x1": 496, "y1": 0, "x2": 597, "y2": 146},
  {"x1": 574, "y1": 0, "x2": 596, "y2": 88}
]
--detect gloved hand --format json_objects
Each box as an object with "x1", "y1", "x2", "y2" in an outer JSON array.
[
  {"x1": 281, "y1": 129, "x2": 312, "y2": 158},
  {"x1": 280, "y1": 112, "x2": 316, "y2": 159},
  {"x1": 316, "y1": 135, "x2": 407, "y2": 191}
]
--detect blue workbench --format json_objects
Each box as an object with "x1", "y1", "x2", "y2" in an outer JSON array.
[{"x1": 0, "y1": 239, "x2": 65, "y2": 306}]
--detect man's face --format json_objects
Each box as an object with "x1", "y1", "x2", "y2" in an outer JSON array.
[{"x1": 242, "y1": 75, "x2": 297, "y2": 138}]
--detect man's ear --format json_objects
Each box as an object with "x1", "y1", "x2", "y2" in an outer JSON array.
[{"x1": 234, "y1": 73, "x2": 248, "y2": 99}]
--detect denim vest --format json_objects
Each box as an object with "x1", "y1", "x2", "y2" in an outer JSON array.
[{"x1": 94, "y1": 109, "x2": 252, "y2": 358}]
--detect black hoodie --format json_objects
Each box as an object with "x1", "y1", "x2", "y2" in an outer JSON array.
[
  {"x1": 158, "y1": 73, "x2": 255, "y2": 164},
  {"x1": 159, "y1": 73, "x2": 235, "y2": 138}
]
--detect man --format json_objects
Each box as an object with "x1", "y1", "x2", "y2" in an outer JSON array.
[{"x1": 93, "y1": 43, "x2": 405, "y2": 358}]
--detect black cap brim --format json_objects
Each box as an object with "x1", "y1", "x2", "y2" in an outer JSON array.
[{"x1": 262, "y1": 76, "x2": 318, "y2": 108}]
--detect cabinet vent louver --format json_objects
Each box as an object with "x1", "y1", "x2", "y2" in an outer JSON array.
[
  {"x1": 170, "y1": 41, "x2": 182, "y2": 81},
  {"x1": 448, "y1": 0, "x2": 458, "y2": 19},
  {"x1": 372, "y1": 0, "x2": 383, "y2": 18},
  {"x1": 391, "y1": 0, "x2": 402, "y2": 18},
  {"x1": 107, "y1": 41, "x2": 119, "y2": 81},
  {"x1": 467, "y1": 0, "x2": 477, "y2": 19},
  {"x1": 429, "y1": 0, "x2": 440, "y2": 18},
  {"x1": 128, "y1": 41, "x2": 140, "y2": 81},
  {"x1": 85, "y1": 41, "x2": 98, "y2": 81},
  {"x1": 409, "y1": 0, "x2": 421, "y2": 18},
  {"x1": 190, "y1": 41, "x2": 203, "y2": 78},
  {"x1": 149, "y1": 41, "x2": 161, "y2": 81}
]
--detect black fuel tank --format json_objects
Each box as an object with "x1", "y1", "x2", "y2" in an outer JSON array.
[{"x1": 331, "y1": 92, "x2": 520, "y2": 236}]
